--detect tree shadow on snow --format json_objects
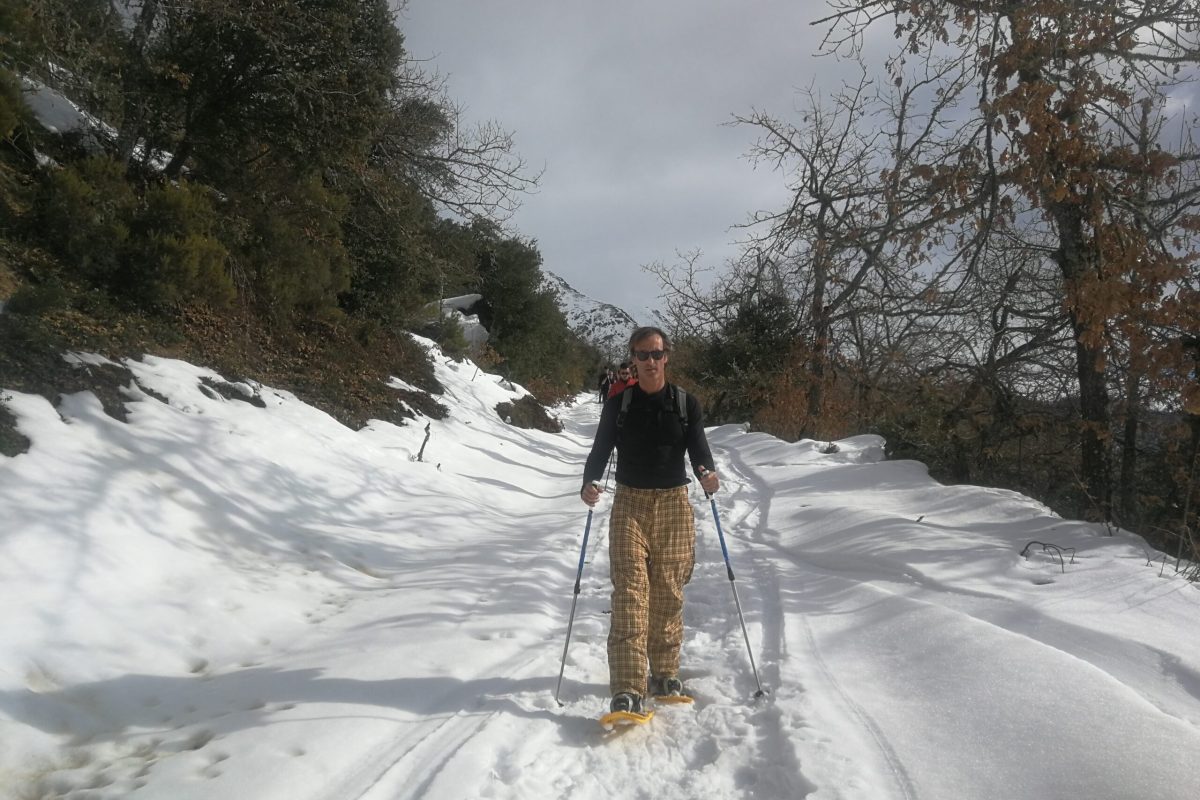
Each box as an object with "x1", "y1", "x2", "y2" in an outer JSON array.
[{"x1": 0, "y1": 667, "x2": 616, "y2": 752}]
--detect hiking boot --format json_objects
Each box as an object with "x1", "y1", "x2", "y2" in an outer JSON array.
[
  {"x1": 649, "y1": 675, "x2": 685, "y2": 697},
  {"x1": 609, "y1": 692, "x2": 644, "y2": 714}
]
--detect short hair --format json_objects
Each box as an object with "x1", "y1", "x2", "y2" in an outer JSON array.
[
  {"x1": 618, "y1": 361, "x2": 630, "y2": 370},
  {"x1": 628, "y1": 326, "x2": 671, "y2": 353}
]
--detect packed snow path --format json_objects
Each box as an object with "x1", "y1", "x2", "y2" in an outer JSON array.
[{"x1": 2, "y1": 350, "x2": 1199, "y2": 799}]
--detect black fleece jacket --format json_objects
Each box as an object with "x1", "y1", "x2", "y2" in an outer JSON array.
[{"x1": 581, "y1": 383, "x2": 715, "y2": 490}]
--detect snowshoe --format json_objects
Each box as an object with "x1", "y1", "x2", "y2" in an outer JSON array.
[
  {"x1": 649, "y1": 675, "x2": 694, "y2": 705},
  {"x1": 599, "y1": 692, "x2": 653, "y2": 729}
]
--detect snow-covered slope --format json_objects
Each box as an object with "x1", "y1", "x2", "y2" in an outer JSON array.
[
  {"x1": 541, "y1": 270, "x2": 639, "y2": 360},
  {"x1": 1, "y1": 344, "x2": 1198, "y2": 800}
]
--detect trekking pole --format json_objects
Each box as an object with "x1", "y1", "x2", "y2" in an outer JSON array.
[
  {"x1": 554, "y1": 484, "x2": 599, "y2": 705},
  {"x1": 702, "y1": 472, "x2": 767, "y2": 698}
]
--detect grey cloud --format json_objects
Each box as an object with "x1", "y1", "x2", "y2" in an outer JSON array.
[{"x1": 399, "y1": 1, "x2": 858, "y2": 314}]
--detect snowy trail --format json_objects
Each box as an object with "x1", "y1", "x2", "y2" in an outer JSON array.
[
  {"x1": 710, "y1": 428, "x2": 918, "y2": 799},
  {"x1": 408, "y1": 402, "x2": 819, "y2": 800},
  {"x1": 3, "y1": 349, "x2": 1200, "y2": 800},
  {"x1": 706, "y1": 426, "x2": 1200, "y2": 800},
  {"x1": 261, "y1": 399, "x2": 821, "y2": 800}
]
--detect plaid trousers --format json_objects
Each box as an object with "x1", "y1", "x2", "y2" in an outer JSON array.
[{"x1": 607, "y1": 484, "x2": 696, "y2": 696}]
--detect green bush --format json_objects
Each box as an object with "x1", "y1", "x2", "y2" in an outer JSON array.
[
  {"x1": 124, "y1": 180, "x2": 233, "y2": 308},
  {"x1": 4, "y1": 279, "x2": 68, "y2": 316},
  {"x1": 35, "y1": 162, "x2": 236, "y2": 309},
  {"x1": 341, "y1": 176, "x2": 444, "y2": 322},
  {"x1": 34, "y1": 157, "x2": 135, "y2": 283},
  {"x1": 237, "y1": 176, "x2": 351, "y2": 315},
  {"x1": 0, "y1": 67, "x2": 27, "y2": 141},
  {"x1": 414, "y1": 311, "x2": 470, "y2": 361},
  {"x1": 0, "y1": 397, "x2": 31, "y2": 457},
  {"x1": 130, "y1": 232, "x2": 232, "y2": 307}
]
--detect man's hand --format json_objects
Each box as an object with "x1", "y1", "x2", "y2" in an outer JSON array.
[
  {"x1": 698, "y1": 468, "x2": 719, "y2": 495},
  {"x1": 581, "y1": 482, "x2": 603, "y2": 507}
]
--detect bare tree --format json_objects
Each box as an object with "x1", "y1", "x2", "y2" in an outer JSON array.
[
  {"x1": 816, "y1": 0, "x2": 1200, "y2": 521},
  {"x1": 644, "y1": 249, "x2": 739, "y2": 339},
  {"x1": 730, "y1": 50, "x2": 998, "y2": 437},
  {"x1": 371, "y1": 65, "x2": 542, "y2": 223}
]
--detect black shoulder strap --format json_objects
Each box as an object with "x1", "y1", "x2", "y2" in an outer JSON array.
[
  {"x1": 617, "y1": 384, "x2": 689, "y2": 431},
  {"x1": 616, "y1": 385, "x2": 634, "y2": 428},
  {"x1": 675, "y1": 386, "x2": 688, "y2": 428}
]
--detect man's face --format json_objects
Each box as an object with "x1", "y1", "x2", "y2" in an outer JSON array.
[
  {"x1": 618, "y1": 368, "x2": 631, "y2": 380},
  {"x1": 630, "y1": 333, "x2": 668, "y2": 382}
]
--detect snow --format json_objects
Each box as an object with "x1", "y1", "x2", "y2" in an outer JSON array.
[
  {"x1": 20, "y1": 77, "x2": 110, "y2": 141},
  {"x1": 541, "y1": 271, "x2": 640, "y2": 360},
  {"x1": 426, "y1": 295, "x2": 490, "y2": 350},
  {"x1": 21, "y1": 75, "x2": 172, "y2": 169},
  {"x1": 1, "y1": 343, "x2": 1198, "y2": 800}
]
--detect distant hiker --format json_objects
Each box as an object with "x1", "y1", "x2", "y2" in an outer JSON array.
[
  {"x1": 581, "y1": 326, "x2": 719, "y2": 716},
  {"x1": 606, "y1": 362, "x2": 636, "y2": 398},
  {"x1": 598, "y1": 369, "x2": 612, "y2": 403}
]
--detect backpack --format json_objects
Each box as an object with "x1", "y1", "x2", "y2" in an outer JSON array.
[{"x1": 616, "y1": 384, "x2": 688, "y2": 436}]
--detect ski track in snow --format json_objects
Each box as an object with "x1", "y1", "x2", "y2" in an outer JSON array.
[
  {"x1": 714, "y1": 434, "x2": 914, "y2": 800},
  {"x1": 314, "y1": 650, "x2": 546, "y2": 800},
  {"x1": 709, "y1": 426, "x2": 1200, "y2": 800}
]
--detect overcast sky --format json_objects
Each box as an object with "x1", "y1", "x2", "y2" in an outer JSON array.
[{"x1": 398, "y1": 1, "x2": 846, "y2": 320}]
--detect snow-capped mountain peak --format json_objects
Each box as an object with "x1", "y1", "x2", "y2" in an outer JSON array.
[{"x1": 541, "y1": 271, "x2": 640, "y2": 361}]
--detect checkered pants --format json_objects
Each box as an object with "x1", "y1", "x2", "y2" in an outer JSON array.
[{"x1": 607, "y1": 484, "x2": 696, "y2": 696}]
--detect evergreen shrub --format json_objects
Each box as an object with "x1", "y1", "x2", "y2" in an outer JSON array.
[
  {"x1": 34, "y1": 157, "x2": 135, "y2": 283},
  {"x1": 0, "y1": 68, "x2": 26, "y2": 141},
  {"x1": 414, "y1": 311, "x2": 470, "y2": 361},
  {"x1": 0, "y1": 398, "x2": 30, "y2": 457},
  {"x1": 239, "y1": 177, "x2": 350, "y2": 315},
  {"x1": 4, "y1": 279, "x2": 68, "y2": 316},
  {"x1": 124, "y1": 180, "x2": 233, "y2": 308}
]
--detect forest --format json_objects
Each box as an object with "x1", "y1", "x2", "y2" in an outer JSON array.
[
  {"x1": 1, "y1": 1, "x2": 1197, "y2": 571},
  {"x1": 0, "y1": 0, "x2": 600, "y2": 433}
]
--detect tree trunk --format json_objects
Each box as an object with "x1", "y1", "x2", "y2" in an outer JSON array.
[
  {"x1": 805, "y1": 306, "x2": 829, "y2": 439},
  {"x1": 114, "y1": 0, "x2": 161, "y2": 167},
  {"x1": 164, "y1": 136, "x2": 192, "y2": 180},
  {"x1": 1070, "y1": 318, "x2": 1113, "y2": 521},
  {"x1": 1053, "y1": 202, "x2": 1113, "y2": 522},
  {"x1": 801, "y1": 209, "x2": 831, "y2": 439},
  {"x1": 1118, "y1": 371, "x2": 1140, "y2": 525}
]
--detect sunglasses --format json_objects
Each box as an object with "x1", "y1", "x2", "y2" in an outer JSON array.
[{"x1": 632, "y1": 349, "x2": 667, "y2": 362}]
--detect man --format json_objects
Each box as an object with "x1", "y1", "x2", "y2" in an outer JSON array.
[
  {"x1": 606, "y1": 362, "x2": 637, "y2": 398},
  {"x1": 581, "y1": 326, "x2": 719, "y2": 715},
  {"x1": 597, "y1": 368, "x2": 613, "y2": 403}
]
